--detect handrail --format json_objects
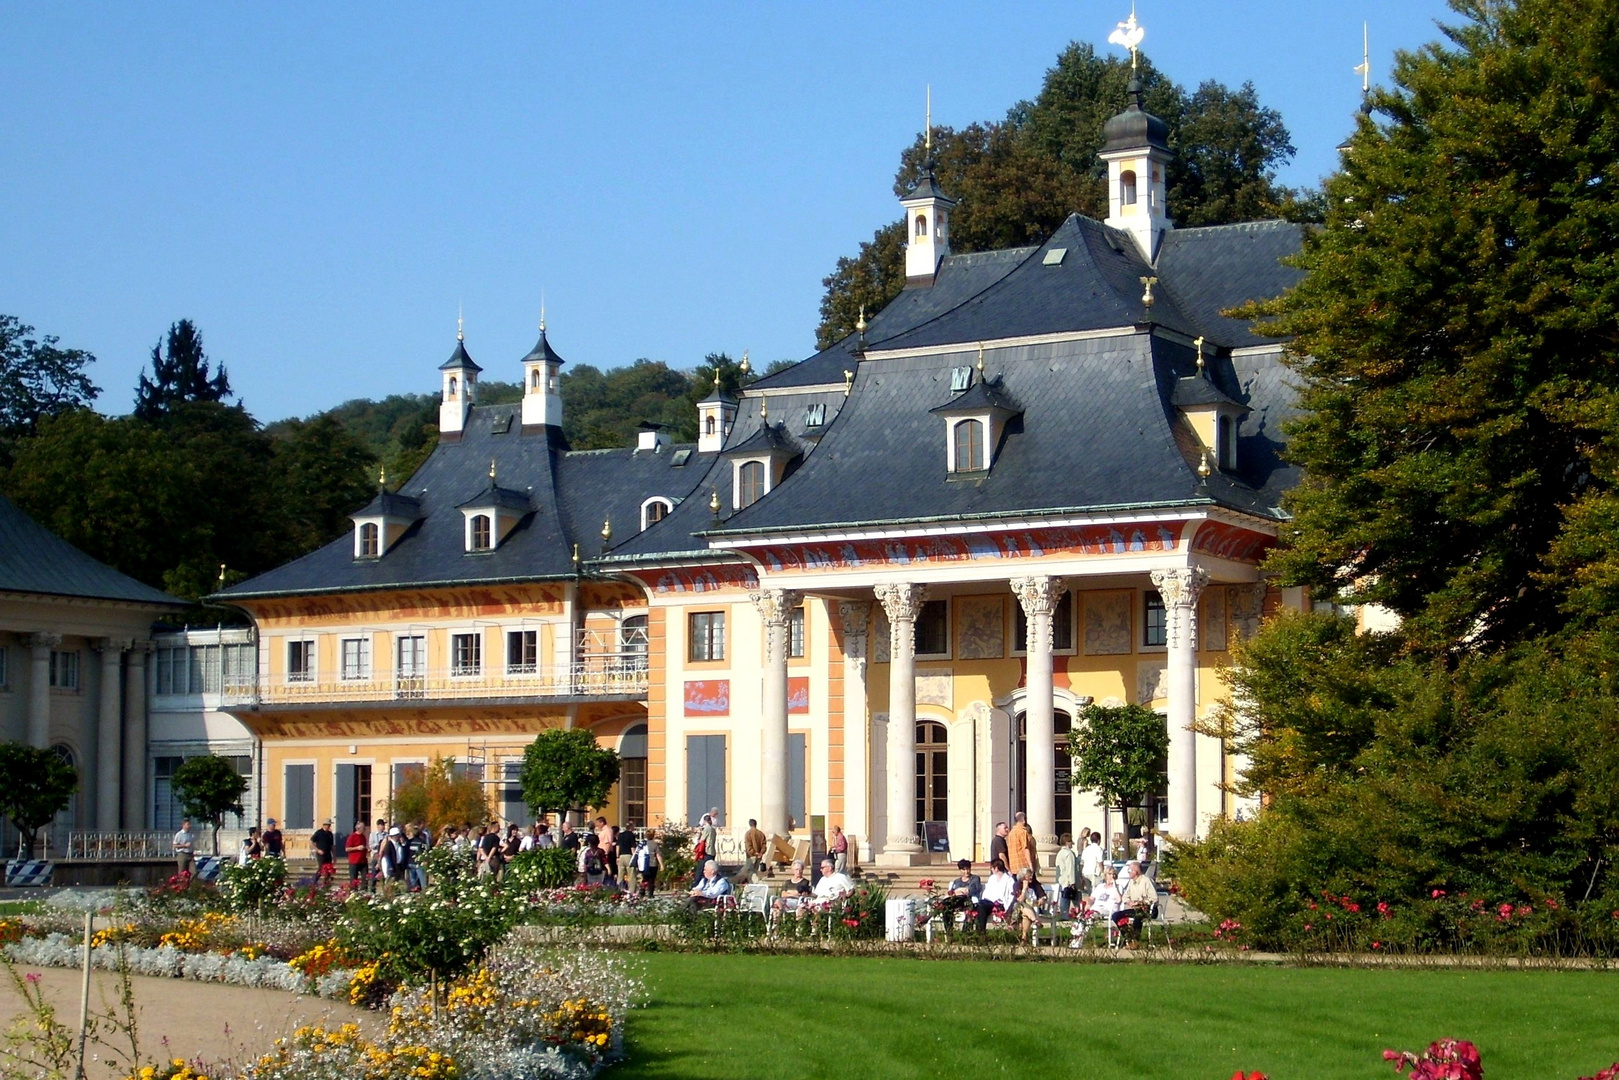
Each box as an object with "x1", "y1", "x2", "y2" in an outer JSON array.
[{"x1": 221, "y1": 660, "x2": 648, "y2": 707}]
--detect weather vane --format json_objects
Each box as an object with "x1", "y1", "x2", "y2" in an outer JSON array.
[
  {"x1": 925, "y1": 84, "x2": 933, "y2": 156},
  {"x1": 539, "y1": 288, "x2": 546, "y2": 332},
  {"x1": 1108, "y1": 3, "x2": 1145, "y2": 71},
  {"x1": 1354, "y1": 22, "x2": 1371, "y2": 95},
  {"x1": 457, "y1": 300, "x2": 464, "y2": 342}
]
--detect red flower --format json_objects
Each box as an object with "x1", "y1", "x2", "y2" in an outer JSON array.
[
  {"x1": 1498, "y1": 902, "x2": 1514, "y2": 918},
  {"x1": 1431, "y1": 889, "x2": 1446, "y2": 899},
  {"x1": 1372, "y1": 942, "x2": 1381, "y2": 949},
  {"x1": 1377, "y1": 901, "x2": 1391, "y2": 917},
  {"x1": 1230, "y1": 1072, "x2": 1267, "y2": 1080},
  {"x1": 841, "y1": 918, "x2": 859, "y2": 927},
  {"x1": 1544, "y1": 897, "x2": 1559, "y2": 910}
]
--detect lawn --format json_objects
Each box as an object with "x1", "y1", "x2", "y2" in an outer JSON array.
[{"x1": 619, "y1": 952, "x2": 1619, "y2": 1079}]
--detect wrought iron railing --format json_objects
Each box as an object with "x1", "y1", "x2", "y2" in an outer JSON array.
[
  {"x1": 221, "y1": 661, "x2": 648, "y2": 708},
  {"x1": 62, "y1": 830, "x2": 312, "y2": 862}
]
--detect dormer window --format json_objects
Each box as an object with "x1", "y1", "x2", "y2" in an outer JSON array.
[
  {"x1": 737, "y1": 461, "x2": 766, "y2": 508},
  {"x1": 350, "y1": 491, "x2": 422, "y2": 559},
  {"x1": 952, "y1": 419, "x2": 985, "y2": 472},
  {"x1": 1170, "y1": 366, "x2": 1250, "y2": 474},
  {"x1": 470, "y1": 514, "x2": 492, "y2": 551},
  {"x1": 358, "y1": 522, "x2": 379, "y2": 557},
  {"x1": 641, "y1": 497, "x2": 673, "y2": 530}
]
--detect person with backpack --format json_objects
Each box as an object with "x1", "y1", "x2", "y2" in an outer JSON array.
[
  {"x1": 579, "y1": 834, "x2": 608, "y2": 887},
  {"x1": 633, "y1": 829, "x2": 663, "y2": 897}
]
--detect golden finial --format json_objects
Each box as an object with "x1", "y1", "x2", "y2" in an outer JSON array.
[
  {"x1": 1140, "y1": 275, "x2": 1157, "y2": 309},
  {"x1": 740, "y1": 351, "x2": 751, "y2": 375},
  {"x1": 572, "y1": 543, "x2": 580, "y2": 565},
  {"x1": 217, "y1": 562, "x2": 227, "y2": 587},
  {"x1": 1194, "y1": 336, "x2": 1206, "y2": 375},
  {"x1": 708, "y1": 488, "x2": 721, "y2": 515},
  {"x1": 601, "y1": 517, "x2": 613, "y2": 542},
  {"x1": 842, "y1": 368, "x2": 854, "y2": 397},
  {"x1": 760, "y1": 396, "x2": 769, "y2": 422},
  {"x1": 378, "y1": 465, "x2": 387, "y2": 491},
  {"x1": 856, "y1": 305, "x2": 867, "y2": 334},
  {"x1": 489, "y1": 458, "x2": 497, "y2": 481},
  {"x1": 457, "y1": 301, "x2": 464, "y2": 342},
  {"x1": 975, "y1": 342, "x2": 986, "y2": 375},
  {"x1": 1198, "y1": 451, "x2": 1212, "y2": 479}
]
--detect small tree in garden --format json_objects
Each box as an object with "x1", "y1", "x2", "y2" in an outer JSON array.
[
  {"x1": 1070, "y1": 703, "x2": 1170, "y2": 847},
  {"x1": 520, "y1": 729, "x2": 619, "y2": 822},
  {"x1": 171, "y1": 754, "x2": 248, "y2": 854},
  {"x1": 389, "y1": 755, "x2": 490, "y2": 831},
  {"x1": 0, "y1": 742, "x2": 77, "y2": 859}
]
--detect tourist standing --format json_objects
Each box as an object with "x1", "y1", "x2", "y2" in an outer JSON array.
[
  {"x1": 580, "y1": 834, "x2": 608, "y2": 886},
  {"x1": 742, "y1": 819, "x2": 766, "y2": 881},
  {"x1": 238, "y1": 826, "x2": 262, "y2": 866},
  {"x1": 311, "y1": 820, "x2": 335, "y2": 878},
  {"x1": 559, "y1": 821, "x2": 580, "y2": 851},
  {"x1": 261, "y1": 818, "x2": 284, "y2": 859},
  {"x1": 345, "y1": 821, "x2": 368, "y2": 884},
  {"x1": 1007, "y1": 812, "x2": 1044, "y2": 899},
  {"x1": 830, "y1": 825, "x2": 849, "y2": 876},
  {"x1": 1081, "y1": 831, "x2": 1104, "y2": 895},
  {"x1": 406, "y1": 824, "x2": 429, "y2": 890},
  {"x1": 616, "y1": 826, "x2": 637, "y2": 891},
  {"x1": 697, "y1": 813, "x2": 718, "y2": 883},
  {"x1": 172, "y1": 819, "x2": 195, "y2": 878},
  {"x1": 477, "y1": 825, "x2": 501, "y2": 878},
  {"x1": 368, "y1": 819, "x2": 387, "y2": 888},
  {"x1": 1055, "y1": 833, "x2": 1079, "y2": 914},
  {"x1": 633, "y1": 829, "x2": 662, "y2": 897},
  {"x1": 536, "y1": 823, "x2": 556, "y2": 849},
  {"x1": 989, "y1": 821, "x2": 1009, "y2": 868}
]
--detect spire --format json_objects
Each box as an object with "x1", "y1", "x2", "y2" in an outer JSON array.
[
  {"x1": 924, "y1": 84, "x2": 933, "y2": 160},
  {"x1": 1101, "y1": 7, "x2": 1174, "y2": 262},
  {"x1": 901, "y1": 84, "x2": 956, "y2": 286},
  {"x1": 1107, "y1": 4, "x2": 1145, "y2": 71},
  {"x1": 521, "y1": 301, "x2": 565, "y2": 430},
  {"x1": 457, "y1": 301, "x2": 464, "y2": 342},
  {"x1": 539, "y1": 289, "x2": 547, "y2": 333}
]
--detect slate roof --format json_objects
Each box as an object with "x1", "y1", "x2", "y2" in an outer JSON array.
[
  {"x1": 439, "y1": 338, "x2": 481, "y2": 372},
  {"x1": 1171, "y1": 374, "x2": 1249, "y2": 411},
  {"x1": 220, "y1": 405, "x2": 719, "y2": 598},
  {"x1": 1153, "y1": 221, "x2": 1304, "y2": 348},
  {"x1": 929, "y1": 375, "x2": 1022, "y2": 416},
  {"x1": 520, "y1": 327, "x2": 564, "y2": 367},
  {"x1": 0, "y1": 494, "x2": 184, "y2": 606},
  {"x1": 726, "y1": 422, "x2": 799, "y2": 458},
  {"x1": 351, "y1": 491, "x2": 422, "y2": 521}
]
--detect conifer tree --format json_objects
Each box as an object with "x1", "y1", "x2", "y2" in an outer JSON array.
[{"x1": 134, "y1": 319, "x2": 231, "y2": 420}]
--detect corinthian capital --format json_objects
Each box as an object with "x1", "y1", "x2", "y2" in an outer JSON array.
[
  {"x1": 749, "y1": 588, "x2": 802, "y2": 627},
  {"x1": 874, "y1": 582, "x2": 928, "y2": 624},
  {"x1": 1011, "y1": 576, "x2": 1067, "y2": 618},
  {"x1": 1150, "y1": 567, "x2": 1210, "y2": 610}
]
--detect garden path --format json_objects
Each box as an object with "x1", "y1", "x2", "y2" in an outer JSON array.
[{"x1": 0, "y1": 967, "x2": 378, "y2": 1070}]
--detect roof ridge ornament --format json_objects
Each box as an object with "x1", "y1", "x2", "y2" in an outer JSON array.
[
  {"x1": 489, "y1": 457, "x2": 497, "y2": 482},
  {"x1": 539, "y1": 289, "x2": 547, "y2": 333},
  {"x1": 457, "y1": 300, "x2": 464, "y2": 342},
  {"x1": 975, "y1": 342, "x2": 986, "y2": 376},
  {"x1": 1140, "y1": 275, "x2": 1157, "y2": 311},
  {"x1": 1108, "y1": 3, "x2": 1145, "y2": 72},
  {"x1": 843, "y1": 368, "x2": 854, "y2": 397},
  {"x1": 378, "y1": 465, "x2": 387, "y2": 492},
  {"x1": 1197, "y1": 450, "x2": 1212, "y2": 480},
  {"x1": 1194, "y1": 336, "x2": 1206, "y2": 376}
]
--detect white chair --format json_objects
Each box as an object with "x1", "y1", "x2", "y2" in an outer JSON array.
[{"x1": 740, "y1": 882, "x2": 771, "y2": 916}]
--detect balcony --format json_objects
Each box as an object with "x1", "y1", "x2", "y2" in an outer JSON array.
[{"x1": 221, "y1": 660, "x2": 648, "y2": 710}]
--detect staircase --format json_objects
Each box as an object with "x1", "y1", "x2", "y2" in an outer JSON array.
[{"x1": 854, "y1": 862, "x2": 957, "y2": 896}]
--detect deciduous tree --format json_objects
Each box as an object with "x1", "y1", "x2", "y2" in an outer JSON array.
[
  {"x1": 0, "y1": 315, "x2": 98, "y2": 458},
  {"x1": 520, "y1": 729, "x2": 620, "y2": 821},
  {"x1": 388, "y1": 756, "x2": 489, "y2": 831},
  {"x1": 0, "y1": 743, "x2": 77, "y2": 859},
  {"x1": 171, "y1": 755, "x2": 249, "y2": 855}
]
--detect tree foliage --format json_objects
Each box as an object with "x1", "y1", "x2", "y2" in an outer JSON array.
[
  {"x1": 171, "y1": 755, "x2": 249, "y2": 855},
  {"x1": 0, "y1": 315, "x2": 98, "y2": 460},
  {"x1": 1070, "y1": 703, "x2": 1169, "y2": 814},
  {"x1": 0, "y1": 743, "x2": 77, "y2": 859},
  {"x1": 388, "y1": 755, "x2": 489, "y2": 831},
  {"x1": 520, "y1": 729, "x2": 620, "y2": 818},
  {"x1": 817, "y1": 44, "x2": 1312, "y2": 348},
  {"x1": 1247, "y1": 0, "x2": 1619, "y2": 650},
  {"x1": 134, "y1": 319, "x2": 231, "y2": 420}
]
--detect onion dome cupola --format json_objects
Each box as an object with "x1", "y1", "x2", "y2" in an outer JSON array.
[
  {"x1": 1100, "y1": 78, "x2": 1174, "y2": 262},
  {"x1": 520, "y1": 313, "x2": 566, "y2": 431},
  {"x1": 438, "y1": 317, "x2": 481, "y2": 439},
  {"x1": 901, "y1": 88, "x2": 956, "y2": 286}
]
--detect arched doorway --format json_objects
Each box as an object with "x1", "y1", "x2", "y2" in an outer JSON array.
[
  {"x1": 619, "y1": 723, "x2": 648, "y2": 827},
  {"x1": 1013, "y1": 710, "x2": 1073, "y2": 840},
  {"x1": 914, "y1": 720, "x2": 948, "y2": 840}
]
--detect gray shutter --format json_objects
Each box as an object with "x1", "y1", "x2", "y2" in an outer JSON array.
[
  {"x1": 335, "y1": 764, "x2": 356, "y2": 831},
  {"x1": 686, "y1": 734, "x2": 727, "y2": 826},
  {"x1": 285, "y1": 765, "x2": 315, "y2": 830},
  {"x1": 788, "y1": 733, "x2": 806, "y2": 828}
]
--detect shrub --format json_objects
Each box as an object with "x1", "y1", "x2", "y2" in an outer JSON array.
[
  {"x1": 505, "y1": 848, "x2": 578, "y2": 892},
  {"x1": 220, "y1": 856, "x2": 287, "y2": 913}
]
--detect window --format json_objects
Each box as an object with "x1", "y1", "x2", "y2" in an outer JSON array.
[
  {"x1": 915, "y1": 720, "x2": 949, "y2": 831},
  {"x1": 335, "y1": 762, "x2": 372, "y2": 831},
  {"x1": 284, "y1": 764, "x2": 315, "y2": 830},
  {"x1": 620, "y1": 723, "x2": 648, "y2": 826},
  {"x1": 340, "y1": 637, "x2": 371, "y2": 681},
  {"x1": 396, "y1": 635, "x2": 425, "y2": 696},
  {"x1": 223, "y1": 642, "x2": 255, "y2": 690},
  {"x1": 1120, "y1": 169, "x2": 1138, "y2": 206},
  {"x1": 1217, "y1": 414, "x2": 1236, "y2": 469},
  {"x1": 915, "y1": 212, "x2": 928, "y2": 238},
  {"x1": 1144, "y1": 591, "x2": 1167, "y2": 647},
  {"x1": 153, "y1": 756, "x2": 186, "y2": 831},
  {"x1": 685, "y1": 734, "x2": 727, "y2": 827},
  {"x1": 448, "y1": 375, "x2": 458, "y2": 398},
  {"x1": 530, "y1": 368, "x2": 542, "y2": 390},
  {"x1": 642, "y1": 498, "x2": 672, "y2": 529},
  {"x1": 688, "y1": 611, "x2": 725, "y2": 662},
  {"x1": 359, "y1": 522, "x2": 379, "y2": 557},
  {"x1": 469, "y1": 514, "x2": 492, "y2": 551},
  {"x1": 499, "y1": 759, "x2": 534, "y2": 827},
  {"x1": 804, "y1": 403, "x2": 826, "y2": 427},
  {"x1": 1014, "y1": 591, "x2": 1076, "y2": 652},
  {"x1": 953, "y1": 419, "x2": 985, "y2": 472},
  {"x1": 950, "y1": 366, "x2": 972, "y2": 392},
  {"x1": 49, "y1": 650, "x2": 79, "y2": 689},
  {"x1": 621, "y1": 615, "x2": 649, "y2": 672},
  {"x1": 156, "y1": 646, "x2": 184, "y2": 695},
  {"x1": 789, "y1": 605, "x2": 806, "y2": 659},
  {"x1": 789, "y1": 732, "x2": 806, "y2": 829},
  {"x1": 506, "y1": 629, "x2": 537, "y2": 674},
  {"x1": 451, "y1": 633, "x2": 482, "y2": 676},
  {"x1": 914, "y1": 599, "x2": 949, "y2": 656},
  {"x1": 705, "y1": 415, "x2": 716, "y2": 435},
  {"x1": 188, "y1": 644, "x2": 223, "y2": 693},
  {"x1": 737, "y1": 461, "x2": 766, "y2": 508},
  {"x1": 287, "y1": 640, "x2": 314, "y2": 683}
]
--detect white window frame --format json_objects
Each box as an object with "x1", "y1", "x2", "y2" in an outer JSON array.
[
  {"x1": 505, "y1": 628, "x2": 538, "y2": 675},
  {"x1": 732, "y1": 458, "x2": 770, "y2": 509},
  {"x1": 339, "y1": 636, "x2": 371, "y2": 681},
  {"x1": 49, "y1": 649, "x2": 80, "y2": 690},
  {"x1": 945, "y1": 414, "x2": 993, "y2": 473},
  {"x1": 640, "y1": 497, "x2": 675, "y2": 531},
  {"x1": 286, "y1": 638, "x2": 316, "y2": 683},
  {"x1": 450, "y1": 632, "x2": 483, "y2": 677}
]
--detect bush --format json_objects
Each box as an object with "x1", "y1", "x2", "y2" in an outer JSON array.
[
  {"x1": 220, "y1": 857, "x2": 287, "y2": 914},
  {"x1": 505, "y1": 848, "x2": 577, "y2": 892},
  {"x1": 334, "y1": 881, "x2": 517, "y2": 985}
]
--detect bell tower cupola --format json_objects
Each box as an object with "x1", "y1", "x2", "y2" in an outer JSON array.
[
  {"x1": 900, "y1": 87, "x2": 955, "y2": 287},
  {"x1": 520, "y1": 304, "x2": 565, "y2": 431},
  {"x1": 438, "y1": 313, "x2": 480, "y2": 439},
  {"x1": 1100, "y1": 77, "x2": 1174, "y2": 261}
]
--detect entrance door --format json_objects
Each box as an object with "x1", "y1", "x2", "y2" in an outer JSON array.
[
  {"x1": 335, "y1": 763, "x2": 372, "y2": 832},
  {"x1": 1013, "y1": 710, "x2": 1074, "y2": 839},
  {"x1": 914, "y1": 721, "x2": 948, "y2": 840}
]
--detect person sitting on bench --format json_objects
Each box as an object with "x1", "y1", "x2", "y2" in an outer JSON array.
[{"x1": 1114, "y1": 860, "x2": 1157, "y2": 943}]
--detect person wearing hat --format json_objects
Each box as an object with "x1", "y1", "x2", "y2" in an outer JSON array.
[
  {"x1": 311, "y1": 819, "x2": 336, "y2": 878},
  {"x1": 379, "y1": 825, "x2": 407, "y2": 890},
  {"x1": 262, "y1": 818, "x2": 285, "y2": 859}
]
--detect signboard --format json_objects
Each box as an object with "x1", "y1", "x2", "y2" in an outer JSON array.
[
  {"x1": 922, "y1": 821, "x2": 950, "y2": 853},
  {"x1": 1054, "y1": 768, "x2": 1071, "y2": 795}
]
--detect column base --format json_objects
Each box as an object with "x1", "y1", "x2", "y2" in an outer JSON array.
[{"x1": 874, "y1": 850, "x2": 928, "y2": 867}]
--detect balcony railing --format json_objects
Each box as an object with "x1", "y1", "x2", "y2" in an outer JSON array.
[
  {"x1": 221, "y1": 661, "x2": 648, "y2": 708},
  {"x1": 62, "y1": 830, "x2": 312, "y2": 861}
]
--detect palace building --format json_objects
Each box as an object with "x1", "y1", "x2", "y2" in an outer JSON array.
[{"x1": 217, "y1": 84, "x2": 1307, "y2": 864}]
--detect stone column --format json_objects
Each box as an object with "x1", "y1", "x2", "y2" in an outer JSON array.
[
  {"x1": 1151, "y1": 567, "x2": 1209, "y2": 840},
  {"x1": 837, "y1": 600, "x2": 873, "y2": 861},
  {"x1": 749, "y1": 588, "x2": 800, "y2": 837},
  {"x1": 874, "y1": 582, "x2": 927, "y2": 863},
  {"x1": 121, "y1": 641, "x2": 150, "y2": 829},
  {"x1": 1012, "y1": 576, "x2": 1066, "y2": 852},
  {"x1": 94, "y1": 640, "x2": 128, "y2": 830},
  {"x1": 26, "y1": 633, "x2": 60, "y2": 749}
]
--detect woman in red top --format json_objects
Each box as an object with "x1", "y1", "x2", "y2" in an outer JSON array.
[{"x1": 345, "y1": 821, "x2": 369, "y2": 884}]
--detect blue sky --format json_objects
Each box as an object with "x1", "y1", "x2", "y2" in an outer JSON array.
[{"x1": 2, "y1": 1, "x2": 1456, "y2": 422}]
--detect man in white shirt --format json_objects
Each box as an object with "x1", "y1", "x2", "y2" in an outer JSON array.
[
  {"x1": 1080, "y1": 833, "x2": 1104, "y2": 892},
  {"x1": 977, "y1": 860, "x2": 1016, "y2": 933},
  {"x1": 812, "y1": 857, "x2": 852, "y2": 901},
  {"x1": 172, "y1": 820, "x2": 196, "y2": 877}
]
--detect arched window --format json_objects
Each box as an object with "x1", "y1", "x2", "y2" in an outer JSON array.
[
  {"x1": 915, "y1": 213, "x2": 928, "y2": 238},
  {"x1": 953, "y1": 419, "x2": 985, "y2": 472},
  {"x1": 621, "y1": 615, "x2": 649, "y2": 673},
  {"x1": 448, "y1": 376, "x2": 458, "y2": 398},
  {"x1": 738, "y1": 461, "x2": 766, "y2": 507},
  {"x1": 914, "y1": 720, "x2": 948, "y2": 834},
  {"x1": 1217, "y1": 415, "x2": 1235, "y2": 469},
  {"x1": 530, "y1": 368, "x2": 542, "y2": 390},
  {"x1": 619, "y1": 722, "x2": 648, "y2": 826},
  {"x1": 642, "y1": 498, "x2": 671, "y2": 529},
  {"x1": 470, "y1": 514, "x2": 492, "y2": 551},
  {"x1": 1120, "y1": 169, "x2": 1138, "y2": 206},
  {"x1": 705, "y1": 415, "x2": 716, "y2": 435},
  {"x1": 359, "y1": 522, "x2": 379, "y2": 557}
]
